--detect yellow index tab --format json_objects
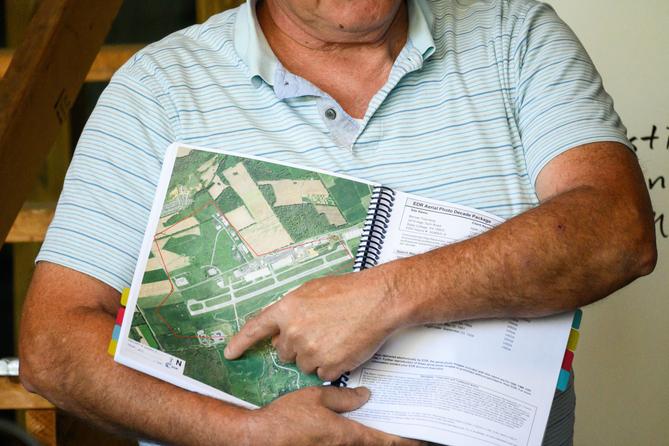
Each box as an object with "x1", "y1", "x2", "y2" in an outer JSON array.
[
  {"x1": 120, "y1": 288, "x2": 130, "y2": 306},
  {"x1": 567, "y1": 328, "x2": 580, "y2": 351},
  {"x1": 107, "y1": 339, "x2": 118, "y2": 356}
]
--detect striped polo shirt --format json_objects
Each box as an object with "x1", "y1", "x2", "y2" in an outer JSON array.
[{"x1": 38, "y1": 0, "x2": 629, "y2": 443}]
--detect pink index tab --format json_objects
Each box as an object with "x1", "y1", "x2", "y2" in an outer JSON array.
[
  {"x1": 120, "y1": 288, "x2": 130, "y2": 306},
  {"x1": 561, "y1": 350, "x2": 575, "y2": 372},
  {"x1": 115, "y1": 307, "x2": 126, "y2": 325}
]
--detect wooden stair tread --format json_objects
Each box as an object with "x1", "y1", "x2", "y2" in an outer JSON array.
[
  {"x1": 0, "y1": 376, "x2": 54, "y2": 410},
  {"x1": 7, "y1": 205, "x2": 55, "y2": 243},
  {"x1": 0, "y1": 44, "x2": 142, "y2": 83}
]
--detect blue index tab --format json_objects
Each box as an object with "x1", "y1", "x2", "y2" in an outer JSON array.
[
  {"x1": 557, "y1": 369, "x2": 571, "y2": 392},
  {"x1": 111, "y1": 324, "x2": 122, "y2": 341},
  {"x1": 572, "y1": 309, "x2": 583, "y2": 329}
]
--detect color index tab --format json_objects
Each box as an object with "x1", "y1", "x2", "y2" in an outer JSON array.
[
  {"x1": 557, "y1": 369, "x2": 570, "y2": 392},
  {"x1": 115, "y1": 307, "x2": 126, "y2": 325},
  {"x1": 572, "y1": 309, "x2": 583, "y2": 330},
  {"x1": 567, "y1": 328, "x2": 580, "y2": 351},
  {"x1": 120, "y1": 288, "x2": 130, "y2": 306},
  {"x1": 112, "y1": 324, "x2": 121, "y2": 341},
  {"x1": 107, "y1": 339, "x2": 118, "y2": 357},
  {"x1": 562, "y1": 350, "x2": 575, "y2": 372}
]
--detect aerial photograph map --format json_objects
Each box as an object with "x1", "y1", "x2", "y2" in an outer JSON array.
[{"x1": 128, "y1": 146, "x2": 373, "y2": 406}]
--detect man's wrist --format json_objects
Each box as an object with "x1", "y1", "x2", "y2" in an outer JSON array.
[
  {"x1": 374, "y1": 260, "x2": 425, "y2": 330},
  {"x1": 212, "y1": 405, "x2": 258, "y2": 446},
  {"x1": 237, "y1": 406, "x2": 277, "y2": 446}
]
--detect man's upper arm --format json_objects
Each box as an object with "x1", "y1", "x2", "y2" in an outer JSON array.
[
  {"x1": 19, "y1": 262, "x2": 120, "y2": 392},
  {"x1": 512, "y1": 3, "x2": 633, "y2": 188},
  {"x1": 25, "y1": 262, "x2": 121, "y2": 317},
  {"x1": 535, "y1": 141, "x2": 649, "y2": 203}
]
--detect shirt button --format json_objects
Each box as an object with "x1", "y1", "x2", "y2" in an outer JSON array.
[{"x1": 324, "y1": 108, "x2": 337, "y2": 120}]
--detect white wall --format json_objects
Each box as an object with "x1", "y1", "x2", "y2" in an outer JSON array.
[{"x1": 546, "y1": 1, "x2": 669, "y2": 444}]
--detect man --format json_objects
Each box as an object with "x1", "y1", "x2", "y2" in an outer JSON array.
[{"x1": 19, "y1": 0, "x2": 656, "y2": 445}]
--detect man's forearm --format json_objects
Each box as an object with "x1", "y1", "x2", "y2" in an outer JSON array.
[
  {"x1": 383, "y1": 183, "x2": 656, "y2": 327},
  {"x1": 20, "y1": 298, "x2": 250, "y2": 445}
]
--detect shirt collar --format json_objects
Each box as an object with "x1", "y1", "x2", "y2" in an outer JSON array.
[
  {"x1": 233, "y1": 0, "x2": 279, "y2": 86},
  {"x1": 408, "y1": 0, "x2": 436, "y2": 61},
  {"x1": 233, "y1": 0, "x2": 436, "y2": 87}
]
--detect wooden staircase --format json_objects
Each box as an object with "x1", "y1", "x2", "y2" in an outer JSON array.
[{"x1": 0, "y1": 1, "x2": 243, "y2": 445}]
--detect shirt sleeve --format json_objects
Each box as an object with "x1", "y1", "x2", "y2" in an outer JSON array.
[
  {"x1": 513, "y1": 2, "x2": 632, "y2": 186},
  {"x1": 36, "y1": 59, "x2": 178, "y2": 291}
]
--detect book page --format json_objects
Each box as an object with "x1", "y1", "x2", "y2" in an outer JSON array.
[
  {"x1": 115, "y1": 143, "x2": 378, "y2": 408},
  {"x1": 376, "y1": 192, "x2": 503, "y2": 264},
  {"x1": 347, "y1": 191, "x2": 574, "y2": 446}
]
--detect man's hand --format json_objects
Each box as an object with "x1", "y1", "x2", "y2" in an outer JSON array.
[
  {"x1": 249, "y1": 386, "x2": 421, "y2": 446},
  {"x1": 224, "y1": 268, "x2": 403, "y2": 381}
]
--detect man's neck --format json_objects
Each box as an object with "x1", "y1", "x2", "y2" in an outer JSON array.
[{"x1": 258, "y1": 0, "x2": 408, "y2": 118}]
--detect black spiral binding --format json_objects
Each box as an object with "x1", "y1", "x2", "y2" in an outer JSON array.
[
  {"x1": 331, "y1": 186, "x2": 396, "y2": 388},
  {"x1": 353, "y1": 186, "x2": 396, "y2": 271}
]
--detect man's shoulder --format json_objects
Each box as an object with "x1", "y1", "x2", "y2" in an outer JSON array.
[
  {"x1": 115, "y1": 7, "x2": 242, "y2": 83},
  {"x1": 425, "y1": 0, "x2": 542, "y2": 31},
  {"x1": 421, "y1": 0, "x2": 554, "y2": 60}
]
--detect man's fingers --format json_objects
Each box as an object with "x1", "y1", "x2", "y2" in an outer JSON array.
[
  {"x1": 364, "y1": 430, "x2": 425, "y2": 446},
  {"x1": 274, "y1": 336, "x2": 296, "y2": 363},
  {"x1": 317, "y1": 366, "x2": 345, "y2": 382},
  {"x1": 318, "y1": 386, "x2": 371, "y2": 413},
  {"x1": 295, "y1": 353, "x2": 317, "y2": 375},
  {"x1": 224, "y1": 310, "x2": 279, "y2": 359}
]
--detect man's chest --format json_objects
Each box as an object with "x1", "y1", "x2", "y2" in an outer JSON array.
[{"x1": 166, "y1": 70, "x2": 536, "y2": 219}]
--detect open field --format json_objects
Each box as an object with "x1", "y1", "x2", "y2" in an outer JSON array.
[
  {"x1": 138, "y1": 280, "x2": 172, "y2": 298},
  {"x1": 155, "y1": 238, "x2": 191, "y2": 271},
  {"x1": 315, "y1": 204, "x2": 346, "y2": 226},
  {"x1": 208, "y1": 175, "x2": 226, "y2": 199},
  {"x1": 258, "y1": 179, "x2": 329, "y2": 206},
  {"x1": 224, "y1": 162, "x2": 293, "y2": 254},
  {"x1": 224, "y1": 206, "x2": 255, "y2": 230},
  {"x1": 160, "y1": 216, "x2": 201, "y2": 237}
]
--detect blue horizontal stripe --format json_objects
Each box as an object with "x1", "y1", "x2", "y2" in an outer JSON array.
[
  {"x1": 345, "y1": 143, "x2": 519, "y2": 173},
  {"x1": 409, "y1": 172, "x2": 529, "y2": 194},
  {"x1": 84, "y1": 129, "x2": 161, "y2": 162},
  {"x1": 65, "y1": 178, "x2": 151, "y2": 212},
  {"x1": 75, "y1": 153, "x2": 158, "y2": 187},
  {"x1": 57, "y1": 202, "x2": 145, "y2": 235},
  {"x1": 49, "y1": 226, "x2": 136, "y2": 259},
  {"x1": 38, "y1": 249, "x2": 129, "y2": 286},
  {"x1": 356, "y1": 116, "x2": 510, "y2": 146}
]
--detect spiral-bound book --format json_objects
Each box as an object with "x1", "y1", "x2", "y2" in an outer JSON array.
[{"x1": 113, "y1": 143, "x2": 576, "y2": 446}]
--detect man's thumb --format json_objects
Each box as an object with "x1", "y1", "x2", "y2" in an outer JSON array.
[{"x1": 319, "y1": 386, "x2": 371, "y2": 413}]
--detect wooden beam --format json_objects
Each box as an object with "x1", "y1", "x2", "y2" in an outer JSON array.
[
  {"x1": 0, "y1": 377, "x2": 53, "y2": 410},
  {"x1": 26, "y1": 409, "x2": 57, "y2": 446},
  {"x1": 0, "y1": 0, "x2": 123, "y2": 248},
  {"x1": 5, "y1": 0, "x2": 41, "y2": 48},
  {"x1": 0, "y1": 49, "x2": 11, "y2": 78},
  {"x1": 6, "y1": 205, "x2": 55, "y2": 243},
  {"x1": 0, "y1": 45, "x2": 142, "y2": 83}
]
